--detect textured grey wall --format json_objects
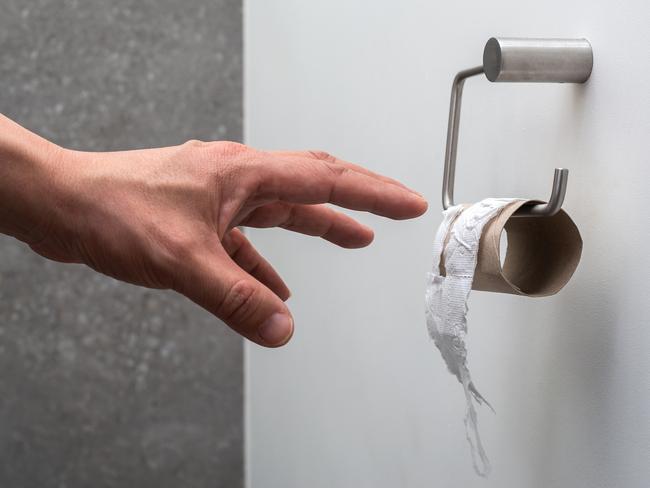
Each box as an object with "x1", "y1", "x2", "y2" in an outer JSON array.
[{"x1": 0, "y1": 1, "x2": 243, "y2": 487}]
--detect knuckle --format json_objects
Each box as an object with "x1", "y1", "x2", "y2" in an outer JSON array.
[
  {"x1": 309, "y1": 151, "x2": 346, "y2": 178},
  {"x1": 218, "y1": 279, "x2": 259, "y2": 326},
  {"x1": 308, "y1": 150, "x2": 336, "y2": 163},
  {"x1": 214, "y1": 141, "x2": 249, "y2": 157},
  {"x1": 183, "y1": 140, "x2": 255, "y2": 186},
  {"x1": 183, "y1": 140, "x2": 250, "y2": 160},
  {"x1": 205, "y1": 141, "x2": 254, "y2": 176},
  {"x1": 184, "y1": 139, "x2": 208, "y2": 148},
  {"x1": 322, "y1": 160, "x2": 347, "y2": 177}
]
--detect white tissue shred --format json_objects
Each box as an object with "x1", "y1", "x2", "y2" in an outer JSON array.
[{"x1": 425, "y1": 198, "x2": 519, "y2": 477}]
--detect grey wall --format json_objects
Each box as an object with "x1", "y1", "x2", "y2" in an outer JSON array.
[{"x1": 0, "y1": 1, "x2": 243, "y2": 487}]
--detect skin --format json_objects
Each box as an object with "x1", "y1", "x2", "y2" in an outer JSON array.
[{"x1": 0, "y1": 114, "x2": 428, "y2": 347}]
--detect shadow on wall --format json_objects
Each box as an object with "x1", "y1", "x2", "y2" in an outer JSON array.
[
  {"x1": 529, "y1": 78, "x2": 623, "y2": 486},
  {"x1": 509, "y1": 80, "x2": 623, "y2": 487},
  {"x1": 531, "y1": 284, "x2": 619, "y2": 487}
]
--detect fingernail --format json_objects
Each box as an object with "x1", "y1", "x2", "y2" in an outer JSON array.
[{"x1": 258, "y1": 313, "x2": 293, "y2": 346}]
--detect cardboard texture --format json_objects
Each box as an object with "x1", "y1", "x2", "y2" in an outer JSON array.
[{"x1": 472, "y1": 200, "x2": 583, "y2": 297}]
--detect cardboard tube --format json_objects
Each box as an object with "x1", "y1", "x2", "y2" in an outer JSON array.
[{"x1": 472, "y1": 200, "x2": 582, "y2": 297}]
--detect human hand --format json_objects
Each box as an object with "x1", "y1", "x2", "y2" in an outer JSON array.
[{"x1": 25, "y1": 141, "x2": 427, "y2": 347}]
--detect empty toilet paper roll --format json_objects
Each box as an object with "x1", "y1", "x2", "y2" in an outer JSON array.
[
  {"x1": 426, "y1": 198, "x2": 582, "y2": 477},
  {"x1": 471, "y1": 199, "x2": 582, "y2": 295}
]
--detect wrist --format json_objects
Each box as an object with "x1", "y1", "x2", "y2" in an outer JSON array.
[{"x1": 0, "y1": 114, "x2": 71, "y2": 244}]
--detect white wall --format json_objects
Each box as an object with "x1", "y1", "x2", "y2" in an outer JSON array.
[{"x1": 245, "y1": 1, "x2": 650, "y2": 487}]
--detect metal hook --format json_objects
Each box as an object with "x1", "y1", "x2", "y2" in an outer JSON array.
[{"x1": 442, "y1": 37, "x2": 592, "y2": 217}]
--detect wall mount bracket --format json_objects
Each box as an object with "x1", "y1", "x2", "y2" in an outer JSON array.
[{"x1": 442, "y1": 37, "x2": 593, "y2": 217}]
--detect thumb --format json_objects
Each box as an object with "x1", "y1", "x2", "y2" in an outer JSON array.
[{"x1": 176, "y1": 247, "x2": 294, "y2": 348}]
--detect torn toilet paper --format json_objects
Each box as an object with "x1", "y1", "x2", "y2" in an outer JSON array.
[
  {"x1": 425, "y1": 198, "x2": 583, "y2": 476},
  {"x1": 425, "y1": 198, "x2": 518, "y2": 477}
]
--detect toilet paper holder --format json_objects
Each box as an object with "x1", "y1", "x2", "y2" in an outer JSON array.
[{"x1": 442, "y1": 37, "x2": 593, "y2": 217}]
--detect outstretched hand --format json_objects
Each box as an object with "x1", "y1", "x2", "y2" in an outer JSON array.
[{"x1": 23, "y1": 140, "x2": 428, "y2": 347}]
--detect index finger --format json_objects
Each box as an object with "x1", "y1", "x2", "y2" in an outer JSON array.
[
  {"x1": 253, "y1": 153, "x2": 428, "y2": 220},
  {"x1": 273, "y1": 150, "x2": 419, "y2": 193}
]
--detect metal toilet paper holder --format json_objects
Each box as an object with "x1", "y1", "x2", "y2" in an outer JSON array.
[{"x1": 442, "y1": 37, "x2": 593, "y2": 217}]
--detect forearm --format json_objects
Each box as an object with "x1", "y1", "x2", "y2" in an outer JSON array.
[{"x1": 0, "y1": 114, "x2": 66, "y2": 243}]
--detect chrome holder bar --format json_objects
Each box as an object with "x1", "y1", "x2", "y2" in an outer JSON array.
[{"x1": 442, "y1": 37, "x2": 592, "y2": 217}]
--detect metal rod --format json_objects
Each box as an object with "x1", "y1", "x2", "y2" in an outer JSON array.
[
  {"x1": 441, "y1": 37, "x2": 592, "y2": 217},
  {"x1": 514, "y1": 168, "x2": 569, "y2": 216},
  {"x1": 442, "y1": 66, "x2": 483, "y2": 210}
]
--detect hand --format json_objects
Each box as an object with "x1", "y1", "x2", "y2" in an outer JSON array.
[{"x1": 25, "y1": 140, "x2": 428, "y2": 347}]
